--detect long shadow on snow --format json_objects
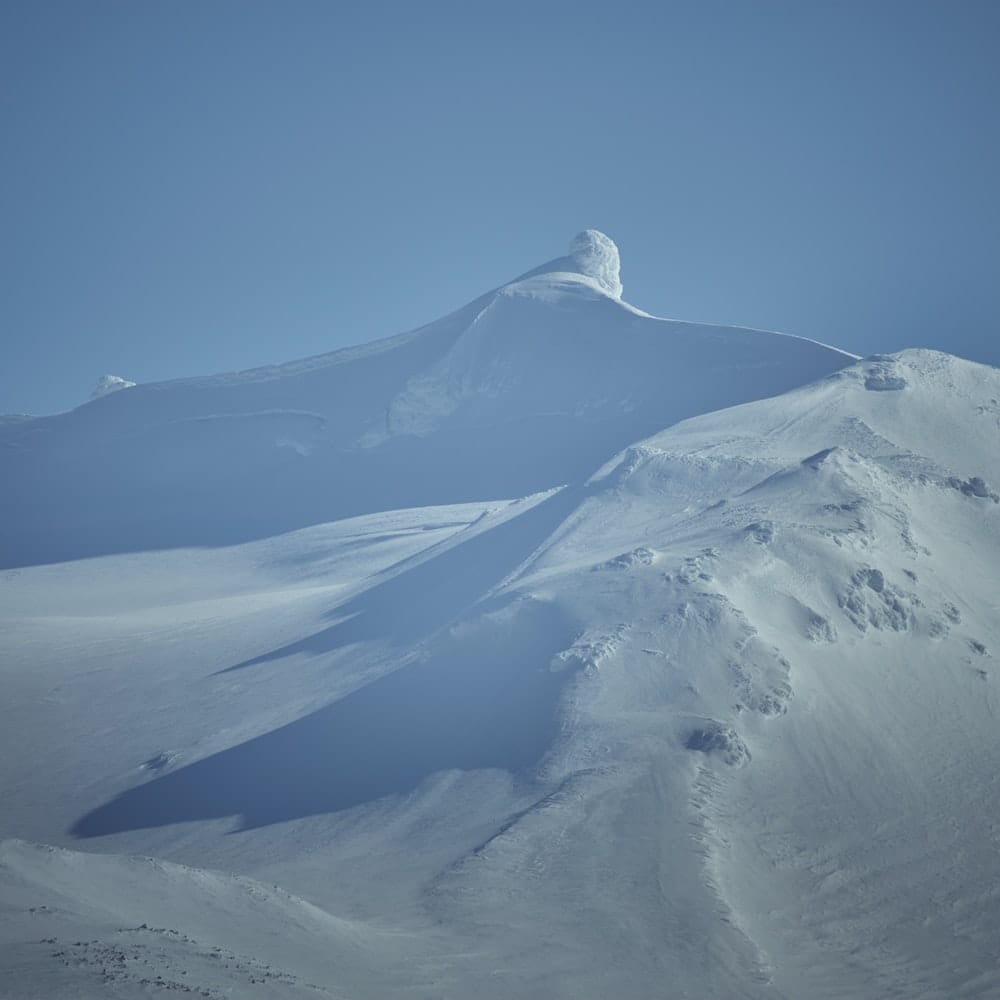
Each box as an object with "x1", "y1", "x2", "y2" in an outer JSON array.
[
  {"x1": 221, "y1": 484, "x2": 586, "y2": 673},
  {"x1": 70, "y1": 489, "x2": 586, "y2": 837}
]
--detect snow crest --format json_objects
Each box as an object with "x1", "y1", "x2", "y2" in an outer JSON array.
[
  {"x1": 569, "y1": 230, "x2": 623, "y2": 298},
  {"x1": 91, "y1": 374, "x2": 136, "y2": 399}
]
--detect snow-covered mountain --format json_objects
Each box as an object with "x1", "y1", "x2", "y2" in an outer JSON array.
[
  {"x1": 2, "y1": 234, "x2": 998, "y2": 999},
  {"x1": 0, "y1": 232, "x2": 849, "y2": 567}
]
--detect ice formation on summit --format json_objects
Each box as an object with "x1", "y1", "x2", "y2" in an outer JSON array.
[
  {"x1": 91, "y1": 375, "x2": 136, "y2": 400},
  {"x1": 569, "y1": 230, "x2": 623, "y2": 298}
]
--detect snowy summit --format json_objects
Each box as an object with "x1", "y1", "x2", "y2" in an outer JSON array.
[
  {"x1": 90, "y1": 374, "x2": 136, "y2": 399},
  {"x1": 567, "y1": 229, "x2": 623, "y2": 298}
]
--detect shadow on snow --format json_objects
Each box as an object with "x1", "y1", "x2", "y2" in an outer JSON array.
[
  {"x1": 71, "y1": 488, "x2": 586, "y2": 837},
  {"x1": 221, "y1": 484, "x2": 585, "y2": 673}
]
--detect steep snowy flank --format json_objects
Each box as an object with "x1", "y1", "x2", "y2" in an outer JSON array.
[
  {"x1": 471, "y1": 348, "x2": 1000, "y2": 999},
  {"x1": 0, "y1": 232, "x2": 852, "y2": 567}
]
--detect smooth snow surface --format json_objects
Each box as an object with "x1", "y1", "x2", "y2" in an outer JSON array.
[{"x1": 2, "y1": 238, "x2": 998, "y2": 999}]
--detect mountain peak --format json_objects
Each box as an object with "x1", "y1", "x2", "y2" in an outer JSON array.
[
  {"x1": 506, "y1": 230, "x2": 624, "y2": 300},
  {"x1": 568, "y1": 230, "x2": 622, "y2": 298},
  {"x1": 91, "y1": 374, "x2": 136, "y2": 400}
]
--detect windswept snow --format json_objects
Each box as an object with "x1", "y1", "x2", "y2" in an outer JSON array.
[
  {"x1": 1, "y1": 236, "x2": 998, "y2": 999},
  {"x1": 90, "y1": 374, "x2": 136, "y2": 400},
  {"x1": 568, "y1": 229, "x2": 623, "y2": 298}
]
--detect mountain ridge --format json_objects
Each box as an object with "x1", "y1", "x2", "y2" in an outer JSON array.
[{"x1": 0, "y1": 232, "x2": 854, "y2": 568}]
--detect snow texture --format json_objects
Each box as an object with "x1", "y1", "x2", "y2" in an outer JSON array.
[
  {"x1": 90, "y1": 374, "x2": 136, "y2": 399},
  {"x1": 568, "y1": 229, "x2": 623, "y2": 298},
  {"x1": 1, "y1": 236, "x2": 998, "y2": 999}
]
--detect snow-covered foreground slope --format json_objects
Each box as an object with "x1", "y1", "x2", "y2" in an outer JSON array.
[
  {"x1": 502, "y1": 349, "x2": 1000, "y2": 998},
  {"x1": 0, "y1": 232, "x2": 851, "y2": 567},
  {"x1": 2, "y1": 344, "x2": 999, "y2": 998},
  {"x1": 0, "y1": 839, "x2": 407, "y2": 999}
]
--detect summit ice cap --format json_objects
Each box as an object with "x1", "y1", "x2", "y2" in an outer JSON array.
[{"x1": 569, "y1": 230, "x2": 622, "y2": 298}]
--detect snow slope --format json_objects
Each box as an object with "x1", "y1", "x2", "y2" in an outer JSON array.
[
  {"x1": 497, "y1": 348, "x2": 1000, "y2": 999},
  {"x1": 0, "y1": 839, "x2": 398, "y2": 999},
  {"x1": 2, "y1": 235, "x2": 999, "y2": 998},
  {"x1": 0, "y1": 232, "x2": 851, "y2": 567}
]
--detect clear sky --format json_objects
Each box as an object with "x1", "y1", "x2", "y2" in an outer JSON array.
[{"x1": 3, "y1": 0, "x2": 998, "y2": 415}]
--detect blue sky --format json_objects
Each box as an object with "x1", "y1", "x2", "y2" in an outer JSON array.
[{"x1": 3, "y1": 0, "x2": 998, "y2": 415}]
